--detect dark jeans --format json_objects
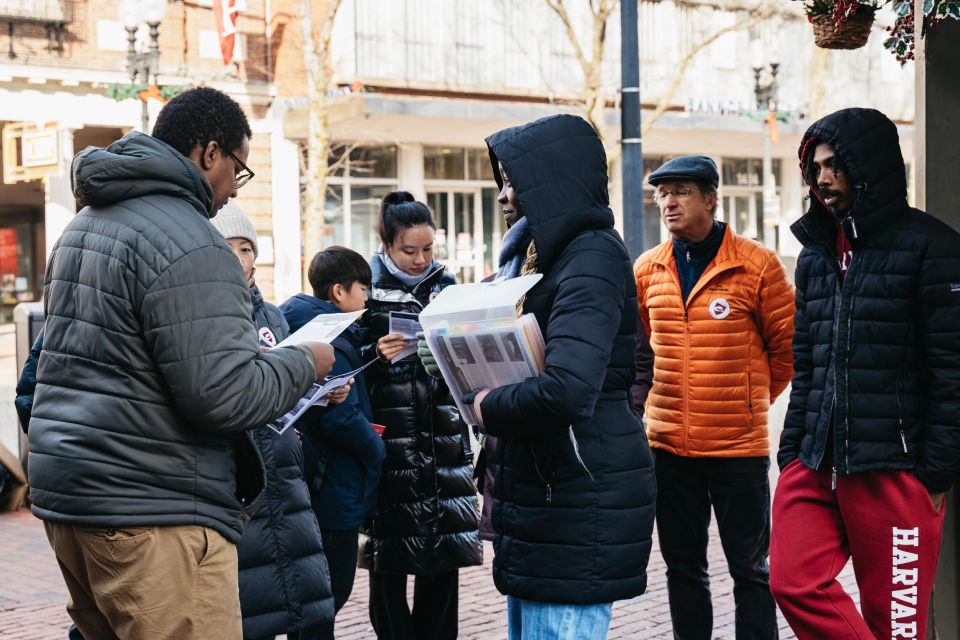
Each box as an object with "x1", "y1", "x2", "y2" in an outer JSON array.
[
  {"x1": 654, "y1": 450, "x2": 777, "y2": 640},
  {"x1": 368, "y1": 569, "x2": 459, "y2": 640}
]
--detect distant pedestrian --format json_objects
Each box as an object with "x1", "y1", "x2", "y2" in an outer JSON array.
[
  {"x1": 633, "y1": 154, "x2": 794, "y2": 640},
  {"x1": 281, "y1": 245, "x2": 387, "y2": 640},
  {"x1": 28, "y1": 87, "x2": 334, "y2": 639},
  {"x1": 469, "y1": 114, "x2": 655, "y2": 640},
  {"x1": 770, "y1": 107, "x2": 960, "y2": 640},
  {"x1": 361, "y1": 191, "x2": 481, "y2": 640}
]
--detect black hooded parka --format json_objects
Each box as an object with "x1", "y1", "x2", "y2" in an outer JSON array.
[
  {"x1": 779, "y1": 108, "x2": 960, "y2": 493},
  {"x1": 479, "y1": 114, "x2": 656, "y2": 605}
]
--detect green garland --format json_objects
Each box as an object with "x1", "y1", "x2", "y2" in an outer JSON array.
[{"x1": 106, "y1": 83, "x2": 188, "y2": 102}]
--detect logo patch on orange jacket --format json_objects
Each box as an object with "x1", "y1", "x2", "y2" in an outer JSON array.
[{"x1": 708, "y1": 298, "x2": 731, "y2": 320}]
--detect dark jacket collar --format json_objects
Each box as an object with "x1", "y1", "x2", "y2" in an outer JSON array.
[
  {"x1": 485, "y1": 114, "x2": 614, "y2": 272},
  {"x1": 793, "y1": 108, "x2": 908, "y2": 249}
]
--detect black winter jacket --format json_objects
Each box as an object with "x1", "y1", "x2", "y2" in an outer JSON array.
[
  {"x1": 779, "y1": 108, "x2": 960, "y2": 493},
  {"x1": 479, "y1": 114, "x2": 656, "y2": 604},
  {"x1": 28, "y1": 133, "x2": 316, "y2": 543},
  {"x1": 358, "y1": 256, "x2": 482, "y2": 575},
  {"x1": 237, "y1": 287, "x2": 333, "y2": 639}
]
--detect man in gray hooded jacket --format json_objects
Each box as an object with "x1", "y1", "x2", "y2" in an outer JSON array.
[{"x1": 28, "y1": 87, "x2": 334, "y2": 640}]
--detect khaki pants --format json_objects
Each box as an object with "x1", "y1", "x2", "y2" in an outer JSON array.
[{"x1": 44, "y1": 522, "x2": 242, "y2": 640}]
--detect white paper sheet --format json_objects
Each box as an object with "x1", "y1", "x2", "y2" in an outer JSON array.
[{"x1": 274, "y1": 309, "x2": 365, "y2": 348}]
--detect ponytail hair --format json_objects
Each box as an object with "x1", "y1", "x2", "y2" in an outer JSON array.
[{"x1": 378, "y1": 191, "x2": 436, "y2": 247}]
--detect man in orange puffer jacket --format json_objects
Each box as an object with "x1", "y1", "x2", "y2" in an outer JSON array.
[{"x1": 632, "y1": 155, "x2": 794, "y2": 640}]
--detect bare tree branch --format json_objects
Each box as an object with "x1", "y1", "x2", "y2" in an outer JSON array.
[{"x1": 641, "y1": 2, "x2": 777, "y2": 136}]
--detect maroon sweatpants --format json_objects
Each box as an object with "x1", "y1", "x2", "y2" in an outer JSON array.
[{"x1": 770, "y1": 459, "x2": 945, "y2": 640}]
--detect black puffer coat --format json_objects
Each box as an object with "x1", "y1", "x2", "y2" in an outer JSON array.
[
  {"x1": 358, "y1": 256, "x2": 482, "y2": 575},
  {"x1": 779, "y1": 108, "x2": 960, "y2": 493},
  {"x1": 479, "y1": 114, "x2": 656, "y2": 604},
  {"x1": 237, "y1": 286, "x2": 333, "y2": 639}
]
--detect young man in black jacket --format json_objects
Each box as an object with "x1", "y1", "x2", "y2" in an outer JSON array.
[{"x1": 770, "y1": 107, "x2": 960, "y2": 640}]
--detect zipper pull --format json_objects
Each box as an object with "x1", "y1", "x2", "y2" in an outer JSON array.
[
  {"x1": 546, "y1": 484, "x2": 552, "y2": 503},
  {"x1": 899, "y1": 430, "x2": 908, "y2": 454},
  {"x1": 848, "y1": 217, "x2": 859, "y2": 240},
  {"x1": 831, "y1": 467, "x2": 837, "y2": 491},
  {"x1": 686, "y1": 250, "x2": 691, "y2": 262}
]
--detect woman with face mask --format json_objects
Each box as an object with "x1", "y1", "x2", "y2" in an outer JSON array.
[{"x1": 360, "y1": 191, "x2": 482, "y2": 640}]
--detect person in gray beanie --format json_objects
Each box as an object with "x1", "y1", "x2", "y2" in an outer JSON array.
[{"x1": 211, "y1": 203, "x2": 344, "y2": 639}]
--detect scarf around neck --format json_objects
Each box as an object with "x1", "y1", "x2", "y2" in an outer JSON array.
[
  {"x1": 496, "y1": 216, "x2": 532, "y2": 281},
  {"x1": 377, "y1": 249, "x2": 443, "y2": 290}
]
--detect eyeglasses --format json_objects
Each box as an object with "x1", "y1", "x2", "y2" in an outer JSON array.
[
  {"x1": 653, "y1": 187, "x2": 698, "y2": 203},
  {"x1": 226, "y1": 149, "x2": 255, "y2": 189}
]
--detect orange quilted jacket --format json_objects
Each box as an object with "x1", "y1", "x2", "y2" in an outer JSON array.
[{"x1": 634, "y1": 225, "x2": 795, "y2": 457}]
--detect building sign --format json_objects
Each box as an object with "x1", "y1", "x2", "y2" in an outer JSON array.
[
  {"x1": 0, "y1": 0, "x2": 66, "y2": 21},
  {"x1": 20, "y1": 129, "x2": 58, "y2": 167},
  {"x1": 2, "y1": 123, "x2": 60, "y2": 184}
]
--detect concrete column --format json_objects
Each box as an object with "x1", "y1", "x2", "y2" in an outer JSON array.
[
  {"x1": 398, "y1": 143, "x2": 425, "y2": 200},
  {"x1": 43, "y1": 127, "x2": 76, "y2": 259},
  {"x1": 270, "y1": 117, "x2": 304, "y2": 302},
  {"x1": 914, "y1": 11, "x2": 960, "y2": 638}
]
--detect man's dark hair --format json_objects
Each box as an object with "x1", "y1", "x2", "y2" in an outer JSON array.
[
  {"x1": 802, "y1": 138, "x2": 849, "y2": 188},
  {"x1": 694, "y1": 180, "x2": 719, "y2": 216},
  {"x1": 152, "y1": 87, "x2": 252, "y2": 157},
  {"x1": 377, "y1": 190, "x2": 436, "y2": 247},
  {"x1": 309, "y1": 246, "x2": 373, "y2": 300}
]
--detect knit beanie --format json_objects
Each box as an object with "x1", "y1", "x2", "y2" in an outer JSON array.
[{"x1": 210, "y1": 202, "x2": 258, "y2": 258}]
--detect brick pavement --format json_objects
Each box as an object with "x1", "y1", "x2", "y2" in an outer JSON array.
[{"x1": 0, "y1": 505, "x2": 860, "y2": 639}]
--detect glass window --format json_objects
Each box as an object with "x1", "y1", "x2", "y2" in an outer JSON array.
[
  {"x1": 722, "y1": 157, "x2": 782, "y2": 188},
  {"x1": 467, "y1": 148, "x2": 494, "y2": 181},
  {"x1": 424, "y1": 146, "x2": 466, "y2": 180},
  {"x1": 322, "y1": 184, "x2": 345, "y2": 249},
  {"x1": 350, "y1": 184, "x2": 394, "y2": 258},
  {"x1": 349, "y1": 146, "x2": 397, "y2": 179}
]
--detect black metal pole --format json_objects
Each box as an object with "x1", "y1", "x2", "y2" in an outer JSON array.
[{"x1": 620, "y1": 0, "x2": 643, "y2": 258}]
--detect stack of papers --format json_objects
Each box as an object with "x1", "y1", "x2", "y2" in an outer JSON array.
[{"x1": 418, "y1": 275, "x2": 546, "y2": 425}]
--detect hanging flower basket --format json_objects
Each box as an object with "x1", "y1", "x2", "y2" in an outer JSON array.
[{"x1": 811, "y1": 5, "x2": 876, "y2": 49}]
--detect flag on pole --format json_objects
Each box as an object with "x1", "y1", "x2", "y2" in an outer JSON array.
[{"x1": 213, "y1": 0, "x2": 239, "y2": 66}]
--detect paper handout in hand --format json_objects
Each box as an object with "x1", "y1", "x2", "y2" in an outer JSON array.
[
  {"x1": 388, "y1": 311, "x2": 422, "y2": 362},
  {"x1": 265, "y1": 357, "x2": 379, "y2": 434},
  {"x1": 274, "y1": 309, "x2": 365, "y2": 348}
]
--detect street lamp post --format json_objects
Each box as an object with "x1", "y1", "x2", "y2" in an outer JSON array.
[
  {"x1": 753, "y1": 62, "x2": 779, "y2": 249},
  {"x1": 118, "y1": 0, "x2": 168, "y2": 132}
]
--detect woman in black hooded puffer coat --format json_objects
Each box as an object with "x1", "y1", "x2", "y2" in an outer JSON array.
[{"x1": 470, "y1": 114, "x2": 656, "y2": 639}]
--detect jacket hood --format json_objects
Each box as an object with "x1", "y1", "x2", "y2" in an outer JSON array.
[
  {"x1": 795, "y1": 108, "x2": 907, "y2": 240},
  {"x1": 72, "y1": 131, "x2": 215, "y2": 218},
  {"x1": 486, "y1": 114, "x2": 614, "y2": 271}
]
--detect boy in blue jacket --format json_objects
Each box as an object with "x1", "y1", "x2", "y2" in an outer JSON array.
[{"x1": 280, "y1": 246, "x2": 386, "y2": 639}]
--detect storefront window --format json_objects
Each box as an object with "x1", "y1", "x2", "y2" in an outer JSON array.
[
  {"x1": 425, "y1": 149, "x2": 498, "y2": 283},
  {"x1": 317, "y1": 144, "x2": 398, "y2": 261},
  {"x1": 0, "y1": 219, "x2": 41, "y2": 323}
]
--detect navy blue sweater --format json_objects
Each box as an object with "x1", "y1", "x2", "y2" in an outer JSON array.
[{"x1": 672, "y1": 221, "x2": 726, "y2": 302}]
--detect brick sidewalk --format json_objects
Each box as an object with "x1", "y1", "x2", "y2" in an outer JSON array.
[{"x1": 0, "y1": 506, "x2": 860, "y2": 639}]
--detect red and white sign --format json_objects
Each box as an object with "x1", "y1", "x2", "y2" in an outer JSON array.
[{"x1": 213, "y1": 0, "x2": 238, "y2": 66}]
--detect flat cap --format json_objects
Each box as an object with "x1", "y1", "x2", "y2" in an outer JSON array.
[{"x1": 647, "y1": 155, "x2": 719, "y2": 189}]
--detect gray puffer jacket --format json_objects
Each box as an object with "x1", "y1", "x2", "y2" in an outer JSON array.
[{"x1": 28, "y1": 132, "x2": 316, "y2": 543}]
